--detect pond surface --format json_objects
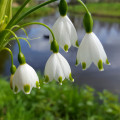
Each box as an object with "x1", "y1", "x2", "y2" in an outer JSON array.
[{"x1": 0, "y1": 13, "x2": 120, "y2": 94}]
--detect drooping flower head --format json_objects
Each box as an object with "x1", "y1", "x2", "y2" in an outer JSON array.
[
  {"x1": 76, "y1": 4, "x2": 110, "y2": 71},
  {"x1": 12, "y1": 52, "x2": 40, "y2": 94},
  {"x1": 76, "y1": 32, "x2": 110, "y2": 71},
  {"x1": 49, "y1": 0, "x2": 78, "y2": 52},
  {"x1": 44, "y1": 53, "x2": 74, "y2": 85}
]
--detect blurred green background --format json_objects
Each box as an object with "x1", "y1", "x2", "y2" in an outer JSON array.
[{"x1": 0, "y1": 74, "x2": 120, "y2": 120}]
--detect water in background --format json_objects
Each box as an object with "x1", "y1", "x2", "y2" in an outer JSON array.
[{"x1": 0, "y1": 13, "x2": 120, "y2": 93}]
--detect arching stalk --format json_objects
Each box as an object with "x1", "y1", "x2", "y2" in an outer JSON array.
[
  {"x1": 1, "y1": 47, "x2": 14, "y2": 66},
  {"x1": 3, "y1": 29, "x2": 21, "y2": 52},
  {"x1": 12, "y1": 22, "x2": 56, "y2": 41}
]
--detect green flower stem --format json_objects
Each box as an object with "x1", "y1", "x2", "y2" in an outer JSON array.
[
  {"x1": 12, "y1": 0, "x2": 58, "y2": 26},
  {"x1": 77, "y1": 0, "x2": 89, "y2": 13},
  {"x1": 3, "y1": 29, "x2": 21, "y2": 52},
  {"x1": 13, "y1": 22, "x2": 56, "y2": 42},
  {"x1": 10, "y1": 25, "x2": 28, "y2": 38},
  {"x1": 7, "y1": 0, "x2": 31, "y2": 29},
  {"x1": 8, "y1": 37, "x2": 31, "y2": 48},
  {"x1": 13, "y1": 22, "x2": 59, "y2": 53},
  {"x1": 1, "y1": 47, "x2": 14, "y2": 66}
]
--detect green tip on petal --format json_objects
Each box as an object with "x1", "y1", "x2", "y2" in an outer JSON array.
[
  {"x1": 36, "y1": 81, "x2": 40, "y2": 89},
  {"x1": 24, "y1": 84, "x2": 30, "y2": 93},
  {"x1": 15, "y1": 85, "x2": 18, "y2": 93},
  {"x1": 75, "y1": 59, "x2": 78, "y2": 66},
  {"x1": 69, "y1": 73, "x2": 74, "y2": 82},
  {"x1": 64, "y1": 44, "x2": 68, "y2": 52},
  {"x1": 106, "y1": 59, "x2": 110, "y2": 65},
  {"x1": 82, "y1": 62, "x2": 86, "y2": 70},
  {"x1": 76, "y1": 40, "x2": 79, "y2": 47},
  {"x1": 98, "y1": 60, "x2": 104, "y2": 71},
  {"x1": 58, "y1": 76, "x2": 63, "y2": 85},
  {"x1": 44, "y1": 75, "x2": 49, "y2": 83}
]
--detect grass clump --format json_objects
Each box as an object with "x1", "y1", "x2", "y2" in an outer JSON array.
[{"x1": 0, "y1": 75, "x2": 120, "y2": 120}]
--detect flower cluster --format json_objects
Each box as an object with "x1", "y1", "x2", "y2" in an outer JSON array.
[
  {"x1": 50, "y1": 0, "x2": 110, "y2": 72},
  {"x1": 1, "y1": 0, "x2": 110, "y2": 95}
]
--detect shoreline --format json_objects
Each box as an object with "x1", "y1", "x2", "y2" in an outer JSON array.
[
  {"x1": 68, "y1": 3, "x2": 120, "y2": 19},
  {"x1": 69, "y1": 12, "x2": 120, "y2": 19}
]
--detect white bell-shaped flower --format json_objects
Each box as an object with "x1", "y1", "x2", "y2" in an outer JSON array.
[
  {"x1": 44, "y1": 53, "x2": 74, "y2": 85},
  {"x1": 76, "y1": 32, "x2": 110, "y2": 71},
  {"x1": 12, "y1": 63, "x2": 40, "y2": 94},
  {"x1": 49, "y1": 15, "x2": 78, "y2": 52}
]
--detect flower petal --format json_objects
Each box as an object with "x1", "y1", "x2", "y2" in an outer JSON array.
[
  {"x1": 56, "y1": 53, "x2": 71, "y2": 79},
  {"x1": 44, "y1": 54, "x2": 57, "y2": 81},
  {"x1": 77, "y1": 34, "x2": 92, "y2": 70},
  {"x1": 90, "y1": 33, "x2": 107, "y2": 64},
  {"x1": 64, "y1": 15, "x2": 78, "y2": 47}
]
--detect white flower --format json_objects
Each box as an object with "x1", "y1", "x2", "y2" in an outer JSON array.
[
  {"x1": 44, "y1": 53, "x2": 74, "y2": 85},
  {"x1": 12, "y1": 63, "x2": 40, "y2": 94},
  {"x1": 49, "y1": 15, "x2": 78, "y2": 52},
  {"x1": 76, "y1": 32, "x2": 110, "y2": 71}
]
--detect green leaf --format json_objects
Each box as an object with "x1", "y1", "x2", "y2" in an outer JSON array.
[
  {"x1": 0, "y1": 0, "x2": 7, "y2": 22},
  {"x1": 5, "y1": 0, "x2": 13, "y2": 22},
  {"x1": 0, "y1": 0, "x2": 13, "y2": 23}
]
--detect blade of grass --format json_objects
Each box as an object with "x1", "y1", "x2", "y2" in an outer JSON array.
[
  {"x1": 7, "y1": 0, "x2": 31, "y2": 29},
  {"x1": 13, "y1": 0, "x2": 58, "y2": 25}
]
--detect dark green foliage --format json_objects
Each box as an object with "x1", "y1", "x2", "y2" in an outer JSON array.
[{"x1": 0, "y1": 76, "x2": 120, "y2": 120}]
